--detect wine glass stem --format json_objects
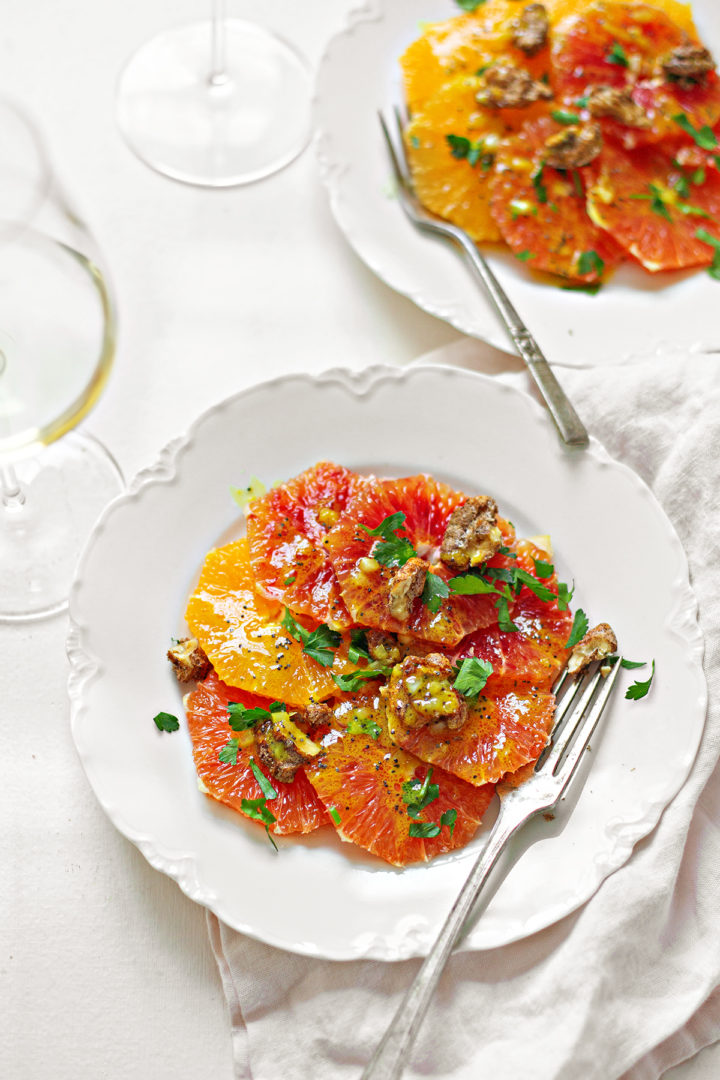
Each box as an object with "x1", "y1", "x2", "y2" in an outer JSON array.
[
  {"x1": 1, "y1": 464, "x2": 25, "y2": 509},
  {"x1": 209, "y1": 0, "x2": 228, "y2": 87}
]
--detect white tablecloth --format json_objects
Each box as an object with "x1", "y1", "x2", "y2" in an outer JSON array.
[{"x1": 2, "y1": 2, "x2": 719, "y2": 1077}]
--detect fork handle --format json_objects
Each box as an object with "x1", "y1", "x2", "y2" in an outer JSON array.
[
  {"x1": 361, "y1": 808, "x2": 522, "y2": 1080},
  {"x1": 454, "y1": 233, "x2": 589, "y2": 448}
]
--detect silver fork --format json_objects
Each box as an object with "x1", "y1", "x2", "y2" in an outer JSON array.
[
  {"x1": 379, "y1": 109, "x2": 589, "y2": 449},
  {"x1": 362, "y1": 658, "x2": 622, "y2": 1080}
]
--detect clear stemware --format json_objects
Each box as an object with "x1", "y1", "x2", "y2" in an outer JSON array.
[
  {"x1": 115, "y1": 0, "x2": 312, "y2": 187},
  {"x1": 0, "y1": 100, "x2": 123, "y2": 622}
]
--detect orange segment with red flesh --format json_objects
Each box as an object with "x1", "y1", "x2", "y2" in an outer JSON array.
[
  {"x1": 246, "y1": 462, "x2": 363, "y2": 629},
  {"x1": 490, "y1": 116, "x2": 625, "y2": 280},
  {"x1": 185, "y1": 538, "x2": 354, "y2": 707},
  {"x1": 551, "y1": 2, "x2": 720, "y2": 149},
  {"x1": 585, "y1": 141, "x2": 720, "y2": 270},
  {"x1": 401, "y1": 1, "x2": 559, "y2": 115},
  {"x1": 324, "y1": 475, "x2": 516, "y2": 646},
  {"x1": 184, "y1": 671, "x2": 329, "y2": 835},
  {"x1": 305, "y1": 694, "x2": 495, "y2": 866}
]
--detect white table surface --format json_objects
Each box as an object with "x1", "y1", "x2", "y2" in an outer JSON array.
[{"x1": 1, "y1": 2, "x2": 718, "y2": 1077}]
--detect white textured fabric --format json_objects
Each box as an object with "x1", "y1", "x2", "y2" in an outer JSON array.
[{"x1": 208, "y1": 340, "x2": 720, "y2": 1080}]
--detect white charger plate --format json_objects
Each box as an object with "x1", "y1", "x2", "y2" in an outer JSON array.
[
  {"x1": 313, "y1": 0, "x2": 720, "y2": 368},
  {"x1": 68, "y1": 365, "x2": 706, "y2": 960}
]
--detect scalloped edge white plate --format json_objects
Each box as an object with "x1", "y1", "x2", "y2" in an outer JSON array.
[
  {"x1": 313, "y1": 0, "x2": 720, "y2": 368},
  {"x1": 68, "y1": 365, "x2": 706, "y2": 960}
]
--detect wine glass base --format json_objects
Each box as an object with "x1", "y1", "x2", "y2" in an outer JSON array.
[
  {"x1": 116, "y1": 19, "x2": 312, "y2": 187},
  {"x1": 0, "y1": 432, "x2": 124, "y2": 622}
]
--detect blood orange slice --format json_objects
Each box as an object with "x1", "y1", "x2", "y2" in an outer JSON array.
[
  {"x1": 305, "y1": 695, "x2": 495, "y2": 866},
  {"x1": 185, "y1": 538, "x2": 345, "y2": 706},
  {"x1": 184, "y1": 671, "x2": 329, "y2": 835},
  {"x1": 324, "y1": 475, "x2": 516, "y2": 646},
  {"x1": 246, "y1": 461, "x2": 363, "y2": 629},
  {"x1": 388, "y1": 689, "x2": 556, "y2": 787},
  {"x1": 585, "y1": 141, "x2": 720, "y2": 270},
  {"x1": 490, "y1": 117, "x2": 623, "y2": 280}
]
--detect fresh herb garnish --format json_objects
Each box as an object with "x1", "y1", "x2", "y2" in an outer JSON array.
[
  {"x1": 629, "y1": 183, "x2": 672, "y2": 221},
  {"x1": 513, "y1": 568, "x2": 557, "y2": 603},
  {"x1": 153, "y1": 711, "x2": 179, "y2": 733},
  {"x1": 695, "y1": 227, "x2": 720, "y2": 279},
  {"x1": 515, "y1": 250, "x2": 535, "y2": 262},
  {"x1": 453, "y1": 657, "x2": 493, "y2": 698},
  {"x1": 408, "y1": 810, "x2": 457, "y2": 839},
  {"x1": 359, "y1": 512, "x2": 417, "y2": 568},
  {"x1": 440, "y1": 809, "x2": 457, "y2": 836},
  {"x1": 606, "y1": 41, "x2": 629, "y2": 67},
  {"x1": 228, "y1": 700, "x2": 283, "y2": 731},
  {"x1": 250, "y1": 758, "x2": 278, "y2": 800},
  {"x1": 531, "y1": 162, "x2": 548, "y2": 204},
  {"x1": 348, "y1": 628, "x2": 371, "y2": 664},
  {"x1": 455, "y1": 0, "x2": 486, "y2": 10},
  {"x1": 551, "y1": 109, "x2": 581, "y2": 125},
  {"x1": 620, "y1": 658, "x2": 646, "y2": 669},
  {"x1": 561, "y1": 283, "x2": 602, "y2": 295},
  {"x1": 218, "y1": 739, "x2": 240, "y2": 765},
  {"x1": 496, "y1": 594, "x2": 519, "y2": 632},
  {"x1": 571, "y1": 169, "x2": 584, "y2": 198},
  {"x1": 673, "y1": 114, "x2": 718, "y2": 150},
  {"x1": 533, "y1": 558, "x2": 554, "y2": 579},
  {"x1": 447, "y1": 134, "x2": 472, "y2": 159},
  {"x1": 448, "y1": 574, "x2": 497, "y2": 595},
  {"x1": 284, "y1": 574, "x2": 296, "y2": 585},
  {"x1": 692, "y1": 167, "x2": 706, "y2": 185},
  {"x1": 556, "y1": 581, "x2": 575, "y2": 611},
  {"x1": 329, "y1": 807, "x2": 342, "y2": 826},
  {"x1": 578, "y1": 250, "x2": 605, "y2": 277},
  {"x1": 402, "y1": 769, "x2": 439, "y2": 819},
  {"x1": 240, "y1": 797, "x2": 278, "y2": 850},
  {"x1": 346, "y1": 715, "x2": 382, "y2": 740},
  {"x1": 625, "y1": 659, "x2": 655, "y2": 700},
  {"x1": 281, "y1": 608, "x2": 341, "y2": 667},
  {"x1": 445, "y1": 134, "x2": 489, "y2": 167},
  {"x1": 564, "y1": 609, "x2": 589, "y2": 649},
  {"x1": 331, "y1": 665, "x2": 393, "y2": 693},
  {"x1": 575, "y1": 95, "x2": 590, "y2": 109},
  {"x1": 673, "y1": 173, "x2": 691, "y2": 199},
  {"x1": 422, "y1": 571, "x2": 450, "y2": 614}
]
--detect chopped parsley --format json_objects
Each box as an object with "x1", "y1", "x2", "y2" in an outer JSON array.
[
  {"x1": 281, "y1": 608, "x2": 341, "y2": 667},
  {"x1": 673, "y1": 173, "x2": 691, "y2": 199},
  {"x1": 629, "y1": 183, "x2": 672, "y2": 221},
  {"x1": 402, "y1": 769, "x2": 439, "y2": 819},
  {"x1": 564, "y1": 609, "x2": 589, "y2": 649},
  {"x1": 578, "y1": 250, "x2": 605, "y2": 277},
  {"x1": 250, "y1": 758, "x2": 278, "y2": 800},
  {"x1": 551, "y1": 109, "x2": 581, "y2": 125},
  {"x1": 673, "y1": 114, "x2": 718, "y2": 150},
  {"x1": 561, "y1": 283, "x2": 602, "y2": 295},
  {"x1": 346, "y1": 715, "x2": 382, "y2": 739},
  {"x1": 695, "y1": 227, "x2": 720, "y2": 279},
  {"x1": 218, "y1": 739, "x2": 240, "y2": 765},
  {"x1": 556, "y1": 581, "x2": 575, "y2": 611},
  {"x1": 625, "y1": 659, "x2": 655, "y2": 700},
  {"x1": 283, "y1": 574, "x2": 296, "y2": 586},
  {"x1": 575, "y1": 95, "x2": 590, "y2": 109},
  {"x1": 240, "y1": 797, "x2": 278, "y2": 850},
  {"x1": 348, "y1": 628, "x2": 371, "y2": 664},
  {"x1": 455, "y1": 0, "x2": 486, "y2": 10},
  {"x1": 359, "y1": 512, "x2": 417, "y2": 568},
  {"x1": 620, "y1": 658, "x2": 646, "y2": 669},
  {"x1": 515, "y1": 250, "x2": 535, "y2": 262},
  {"x1": 422, "y1": 571, "x2": 450, "y2": 614},
  {"x1": 408, "y1": 810, "x2": 457, "y2": 839},
  {"x1": 453, "y1": 657, "x2": 493, "y2": 698},
  {"x1": 533, "y1": 558, "x2": 554, "y2": 579},
  {"x1": 228, "y1": 700, "x2": 284, "y2": 731},
  {"x1": 153, "y1": 711, "x2": 179, "y2": 733},
  {"x1": 531, "y1": 163, "x2": 548, "y2": 204},
  {"x1": 496, "y1": 595, "x2": 519, "y2": 632},
  {"x1": 329, "y1": 807, "x2": 342, "y2": 826},
  {"x1": 445, "y1": 134, "x2": 491, "y2": 167},
  {"x1": 331, "y1": 665, "x2": 392, "y2": 693},
  {"x1": 606, "y1": 42, "x2": 629, "y2": 67},
  {"x1": 571, "y1": 169, "x2": 584, "y2": 198}
]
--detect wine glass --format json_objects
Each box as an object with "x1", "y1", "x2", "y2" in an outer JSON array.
[
  {"x1": 116, "y1": 0, "x2": 312, "y2": 187},
  {"x1": 0, "y1": 100, "x2": 123, "y2": 622}
]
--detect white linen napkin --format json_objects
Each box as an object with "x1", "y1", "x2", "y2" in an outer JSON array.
[{"x1": 207, "y1": 339, "x2": 720, "y2": 1080}]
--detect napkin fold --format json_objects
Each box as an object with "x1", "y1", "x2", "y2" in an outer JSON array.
[{"x1": 208, "y1": 340, "x2": 720, "y2": 1080}]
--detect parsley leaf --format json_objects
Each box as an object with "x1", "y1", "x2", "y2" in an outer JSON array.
[
  {"x1": 575, "y1": 95, "x2": 590, "y2": 108},
  {"x1": 332, "y1": 665, "x2": 392, "y2": 693},
  {"x1": 360, "y1": 512, "x2": 417, "y2": 568},
  {"x1": 606, "y1": 41, "x2": 629, "y2": 67},
  {"x1": 448, "y1": 573, "x2": 497, "y2": 595},
  {"x1": 409, "y1": 821, "x2": 441, "y2": 838},
  {"x1": 496, "y1": 595, "x2": 519, "y2": 632},
  {"x1": 533, "y1": 558, "x2": 554, "y2": 579},
  {"x1": 346, "y1": 715, "x2": 381, "y2": 739},
  {"x1": 578, "y1": 249, "x2": 605, "y2": 277},
  {"x1": 621, "y1": 658, "x2": 646, "y2": 669},
  {"x1": 348, "y1": 628, "x2": 371, "y2": 664},
  {"x1": 218, "y1": 738, "x2": 239, "y2": 765},
  {"x1": 513, "y1": 568, "x2": 557, "y2": 603},
  {"x1": 227, "y1": 700, "x2": 283, "y2": 731},
  {"x1": 561, "y1": 283, "x2": 602, "y2": 295},
  {"x1": 515, "y1": 250, "x2": 535, "y2": 262},
  {"x1": 453, "y1": 657, "x2": 493, "y2": 698},
  {"x1": 281, "y1": 608, "x2": 341, "y2": 667},
  {"x1": 625, "y1": 659, "x2": 655, "y2": 700},
  {"x1": 329, "y1": 807, "x2": 342, "y2": 826},
  {"x1": 283, "y1": 574, "x2": 296, "y2": 585},
  {"x1": 422, "y1": 572, "x2": 450, "y2": 614},
  {"x1": 240, "y1": 797, "x2": 278, "y2": 850},
  {"x1": 440, "y1": 808, "x2": 457, "y2": 836},
  {"x1": 564, "y1": 609, "x2": 589, "y2": 649},
  {"x1": 402, "y1": 769, "x2": 439, "y2": 819},
  {"x1": 531, "y1": 163, "x2": 548, "y2": 204},
  {"x1": 153, "y1": 711, "x2": 179, "y2": 733},
  {"x1": 673, "y1": 114, "x2": 718, "y2": 150},
  {"x1": 250, "y1": 757, "x2": 278, "y2": 801},
  {"x1": 455, "y1": 0, "x2": 486, "y2": 10},
  {"x1": 678, "y1": 203, "x2": 712, "y2": 219},
  {"x1": 673, "y1": 173, "x2": 691, "y2": 199},
  {"x1": 695, "y1": 227, "x2": 720, "y2": 279},
  {"x1": 556, "y1": 581, "x2": 575, "y2": 611},
  {"x1": 571, "y1": 169, "x2": 584, "y2": 198},
  {"x1": 551, "y1": 109, "x2": 581, "y2": 125},
  {"x1": 446, "y1": 134, "x2": 472, "y2": 159}
]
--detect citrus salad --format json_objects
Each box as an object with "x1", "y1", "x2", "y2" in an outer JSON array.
[
  {"x1": 167, "y1": 463, "x2": 616, "y2": 866},
  {"x1": 401, "y1": 0, "x2": 720, "y2": 285}
]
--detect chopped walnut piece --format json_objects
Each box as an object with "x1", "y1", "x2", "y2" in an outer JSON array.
[
  {"x1": 305, "y1": 703, "x2": 335, "y2": 728},
  {"x1": 166, "y1": 637, "x2": 211, "y2": 682},
  {"x1": 543, "y1": 122, "x2": 603, "y2": 169},
  {"x1": 476, "y1": 64, "x2": 553, "y2": 109},
  {"x1": 440, "y1": 495, "x2": 503, "y2": 570},
  {"x1": 512, "y1": 3, "x2": 549, "y2": 56},
  {"x1": 662, "y1": 44, "x2": 715, "y2": 86},
  {"x1": 585, "y1": 85, "x2": 651, "y2": 129},
  {"x1": 388, "y1": 557, "x2": 427, "y2": 621},
  {"x1": 255, "y1": 719, "x2": 310, "y2": 784},
  {"x1": 386, "y1": 654, "x2": 468, "y2": 731},
  {"x1": 367, "y1": 629, "x2": 401, "y2": 663},
  {"x1": 567, "y1": 623, "x2": 618, "y2": 675}
]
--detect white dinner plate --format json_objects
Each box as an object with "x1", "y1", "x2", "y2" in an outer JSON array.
[
  {"x1": 68, "y1": 366, "x2": 706, "y2": 960},
  {"x1": 313, "y1": 0, "x2": 720, "y2": 368}
]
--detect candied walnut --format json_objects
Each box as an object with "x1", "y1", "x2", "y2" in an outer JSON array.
[
  {"x1": 367, "y1": 629, "x2": 401, "y2": 663},
  {"x1": 662, "y1": 44, "x2": 715, "y2": 86},
  {"x1": 585, "y1": 86, "x2": 651, "y2": 129},
  {"x1": 386, "y1": 654, "x2": 468, "y2": 731},
  {"x1": 305, "y1": 702, "x2": 335, "y2": 728},
  {"x1": 512, "y1": 3, "x2": 549, "y2": 57},
  {"x1": 166, "y1": 637, "x2": 211, "y2": 682},
  {"x1": 255, "y1": 719, "x2": 310, "y2": 784},
  {"x1": 567, "y1": 623, "x2": 618, "y2": 676},
  {"x1": 388, "y1": 557, "x2": 427, "y2": 621},
  {"x1": 440, "y1": 495, "x2": 503, "y2": 570},
  {"x1": 475, "y1": 64, "x2": 553, "y2": 109},
  {"x1": 543, "y1": 123, "x2": 602, "y2": 169}
]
